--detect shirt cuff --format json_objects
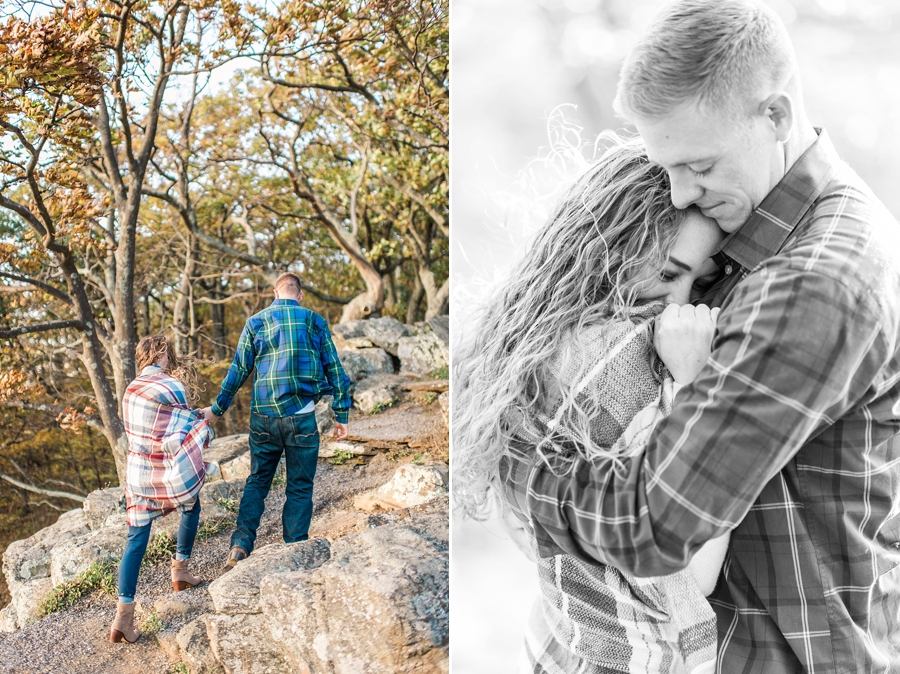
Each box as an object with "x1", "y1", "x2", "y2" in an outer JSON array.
[
  {"x1": 211, "y1": 402, "x2": 226, "y2": 417},
  {"x1": 334, "y1": 411, "x2": 349, "y2": 424}
]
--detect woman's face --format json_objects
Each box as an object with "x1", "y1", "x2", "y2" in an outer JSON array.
[
  {"x1": 636, "y1": 211, "x2": 725, "y2": 305},
  {"x1": 157, "y1": 350, "x2": 169, "y2": 370}
]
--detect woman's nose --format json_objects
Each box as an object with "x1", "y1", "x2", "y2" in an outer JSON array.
[{"x1": 665, "y1": 280, "x2": 692, "y2": 306}]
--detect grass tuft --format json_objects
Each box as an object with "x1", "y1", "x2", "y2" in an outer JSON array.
[
  {"x1": 216, "y1": 497, "x2": 238, "y2": 513},
  {"x1": 369, "y1": 400, "x2": 394, "y2": 415},
  {"x1": 142, "y1": 531, "x2": 176, "y2": 567},
  {"x1": 140, "y1": 607, "x2": 164, "y2": 636},
  {"x1": 329, "y1": 448, "x2": 356, "y2": 466},
  {"x1": 40, "y1": 560, "x2": 117, "y2": 615},
  {"x1": 424, "y1": 366, "x2": 448, "y2": 380},
  {"x1": 196, "y1": 517, "x2": 232, "y2": 542}
]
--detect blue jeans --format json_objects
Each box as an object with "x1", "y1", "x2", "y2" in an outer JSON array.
[
  {"x1": 231, "y1": 411, "x2": 320, "y2": 554},
  {"x1": 117, "y1": 499, "x2": 201, "y2": 602}
]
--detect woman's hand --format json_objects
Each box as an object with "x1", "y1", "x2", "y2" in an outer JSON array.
[{"x1": 654, "y1": 304, "x2": 721, "y2": 385}]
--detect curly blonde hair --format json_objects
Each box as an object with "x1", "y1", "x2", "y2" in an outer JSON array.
[
  {"x1": 135, "y1": 334, "x2": 204, "y2": 406},
  {"x1": 453, "y1": 134, "x2": 697, "y2": 519}
]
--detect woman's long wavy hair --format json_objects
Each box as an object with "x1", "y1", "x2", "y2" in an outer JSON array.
[
  {"x1": 135, "y1": 334, "x2": 204, "y2": 406},
  {"x1": 453, "y1": 133, "x2": 691, "y2": 519}
]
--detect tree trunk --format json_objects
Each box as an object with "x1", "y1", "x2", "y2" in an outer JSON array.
[
  {"x1": 406, "y1": 270, "x2": 424, "y2": 324},
  {"x1": 173, "y1": 234, "x2": 198, "y2": 356}
]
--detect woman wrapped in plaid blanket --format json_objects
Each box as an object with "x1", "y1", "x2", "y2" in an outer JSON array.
[
  {"x1": 454, "y1": 135, "x2": 730, "y2": 672},
  {"x1": 109, "y1": 334, "x2": 216, "y2": 644}
]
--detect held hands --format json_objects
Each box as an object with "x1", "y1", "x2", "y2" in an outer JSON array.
[
  {"x1": 654, "y1": 304, "x2": 721, "y2": 385},
  {"x1": 333, "y1": 421, "x2": 349, "y2": 441},
  {"x1": 200, "y1": 407, "x2": 218, "y2": 424}
]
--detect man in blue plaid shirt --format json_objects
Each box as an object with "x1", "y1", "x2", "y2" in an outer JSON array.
[{"x1": 203, "y1": 272, "x2": 350, "y2": 569}]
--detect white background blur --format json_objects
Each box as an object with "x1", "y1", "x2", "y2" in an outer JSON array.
[{"x1": 450, "y1": 0, "x2": 900, "y2": 672}]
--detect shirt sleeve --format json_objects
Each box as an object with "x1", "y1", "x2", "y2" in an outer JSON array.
[
  {"x1": 318, "y1": 323, "x2": 351, "y2": 424},
  {"x1": 212, "y1": 322, "x2": 256, "y2": 417},
  {"x1": 526, "y1": 265, "x2": 888, "y2": 577}
]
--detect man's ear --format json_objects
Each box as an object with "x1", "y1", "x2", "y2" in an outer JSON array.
[{"x1": 759, "y1": 92, "x2": 793, "y2": 143}]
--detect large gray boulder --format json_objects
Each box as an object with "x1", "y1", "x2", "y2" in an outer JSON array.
[
  {"x1": 397, "y1": 332, "x2": 448, "y2": 376},
  {"x1": 352, "y1": 373, "x2": 408, "y2": 415},
  {"x1": 49, "y1": 523, "x2": 129, "y2": 585},
  {"x1": 439, "y1": 390, "x2": 449, "y2": 427},
  {"x1": 157, "y1": 614, "x2": 225, "y2": 674},
  {"x1": 428, "y1": 315, "x2": 449, "y2": 346},
  {"x1": 362, "y1": 317, "x2": 409, "y2": 356},
  {"x1": 207, "y1": 538, "x2": 331, "y2": 614},
  {"x1": 353, "y1": 463, "x2": 449, "y2": 512},
  {"x1": 315, "y1": 395, "x2": 335, "y2": 437},
  {"x1": 331, "y1": 320, "x2": 366, "y2": 339},
  {"x1": 203, "y1": 435, "x2": 251, "y2": 482},
  {"x1": 1, "y1": 508, "x2": 90, "y2": 630},
  {"x1": 337, "y1": 348, "x2": 394, "y2": 383},
  {"x1": 82, "y1": 487, "x2": 126, "y2": 531},
  {"x1": 260, "y1": 513, "x2": 449, "y2": 674},
  {"x1": 206, "y1": 613, "x2": 292, "y2": 674},
  {"x1": 4, "y1": 577, "x2": 53, "y2": 631}
]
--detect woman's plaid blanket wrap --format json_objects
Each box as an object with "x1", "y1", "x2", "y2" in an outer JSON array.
[
  {"x1": 123, "y1": 366, "x2": 213, "y2": 527},
  {"x1": 503, "y1": 309, "x2": 717, "y2": 673}
]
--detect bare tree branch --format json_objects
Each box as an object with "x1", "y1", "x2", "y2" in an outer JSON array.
[
  {"x1": 0, "y1": 319, "x2": 87, "y2": 339},
  {"x1": 0, "y1": 473, "x2": 85, "y2": 503}
]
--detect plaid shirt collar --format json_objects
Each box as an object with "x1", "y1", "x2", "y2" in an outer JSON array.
[
  {"x1": 271, "y1": 298, "x2": 300, "y2": 307},
  {"x1": 714, "y1": 128, "x2": 840, "y2": 272}
]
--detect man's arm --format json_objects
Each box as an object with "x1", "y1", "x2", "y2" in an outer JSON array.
[
  {"x1": 317, "y1": 322, "x2": 351, "y2": 429},
  {"x1": 526, "y1": 266, "x2": 886, "y2": 577},
  {"x1": 211, "y1": 323, "x2": 256, "y2": 417}
]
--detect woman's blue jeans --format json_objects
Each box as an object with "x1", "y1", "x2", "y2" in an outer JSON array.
[
  {"x1": 230, "y1": 411, "x2": 320, "y2": 554},
  {"x1": 117, "y1": 498, "x2": 201, "y2": 602}
]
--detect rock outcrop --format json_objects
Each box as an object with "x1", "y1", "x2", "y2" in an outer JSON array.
[
  {"x1": 354, "y1": 463, "x2": 449, "y2": 512},
  {"x1": 261, "y1": 512, "x2": 449, "y2": 674},
  {"x1": 0, "y1": 508, "x2": 90, "y2": 630},
  {"x1": 397, "y1": 331, "x2": 448, "y2": 376},
  {"x1": 0, "y1": 429, "x2": 450, "y2": 673}
]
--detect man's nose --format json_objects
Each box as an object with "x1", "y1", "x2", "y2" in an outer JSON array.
[{"x1": 670, "y1": 171, "x2": 703, "y2": 210}]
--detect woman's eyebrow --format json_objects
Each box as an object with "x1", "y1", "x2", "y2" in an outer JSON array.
[{"x1": 668, "y1": 257, "x2": 692, "y2": 272}]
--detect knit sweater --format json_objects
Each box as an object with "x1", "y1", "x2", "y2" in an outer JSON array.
[{"x1": 503, "y1": 308, "x2": 721, "y2": 673}]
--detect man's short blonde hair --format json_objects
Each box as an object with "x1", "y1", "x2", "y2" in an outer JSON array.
[
  {"x1": 274, "y1": 272, "x2": 303, "y2": 296},
  {"x1": 614, "y1": 0, "x2": 797, "y2": 120}
]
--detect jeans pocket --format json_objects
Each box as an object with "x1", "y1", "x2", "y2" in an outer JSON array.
[
  {"x1": 249, "y1": 413, "x2": 272, "y2": 442},
  {"x1": 290, "y1": 413, "x2": 319, "y2": 448}
]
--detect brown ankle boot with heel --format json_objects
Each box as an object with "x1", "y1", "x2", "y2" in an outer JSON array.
[
  {"x1": 109, "y1": 601, "x2": 141, "y2": 643},
  {"x1": 171, "y1": 555, "x2": 202, "y2": 591}
]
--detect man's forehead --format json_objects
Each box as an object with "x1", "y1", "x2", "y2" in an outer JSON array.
[{"x1": 635, "y1": 112, "x2": 725, "y2": 168}]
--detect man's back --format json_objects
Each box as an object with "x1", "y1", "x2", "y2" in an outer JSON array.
[
  {"x1": 211, "y1": 298, "x2": 351, "y2": 422},
  {"x1": 707, "y1": 154, "x2": 900, "y2": 672}
]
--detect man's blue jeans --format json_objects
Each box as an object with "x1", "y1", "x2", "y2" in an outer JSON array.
[
  {"x1": 231, "y1": 411, "x2": 320, "y2": 554},
  {"x1": 118, "y1": 498, "x2": 201, "y2": 602}
]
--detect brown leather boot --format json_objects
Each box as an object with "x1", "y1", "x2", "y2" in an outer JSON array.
[
  {"x1": 109, "y1": 601, "x2": 141, "y2": 643},
  {"x1": 171, "y1": 556, "x2": 202, "y2": 591}
]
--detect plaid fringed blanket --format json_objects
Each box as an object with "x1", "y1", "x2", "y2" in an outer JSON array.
[
  {"x1": 502, "y1": 307, "x2": 718, "y2": 673},
  {"x1": 123, "y1": 365, "x2": 213, "y2": 527}
]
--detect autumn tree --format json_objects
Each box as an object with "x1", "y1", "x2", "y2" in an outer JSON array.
[
  {"x1": 244, "y1": 0, "x2": 449, "y2": 321},
  {"x1": 0, "y1": 0, "x2": 248, "y2": 483}
]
